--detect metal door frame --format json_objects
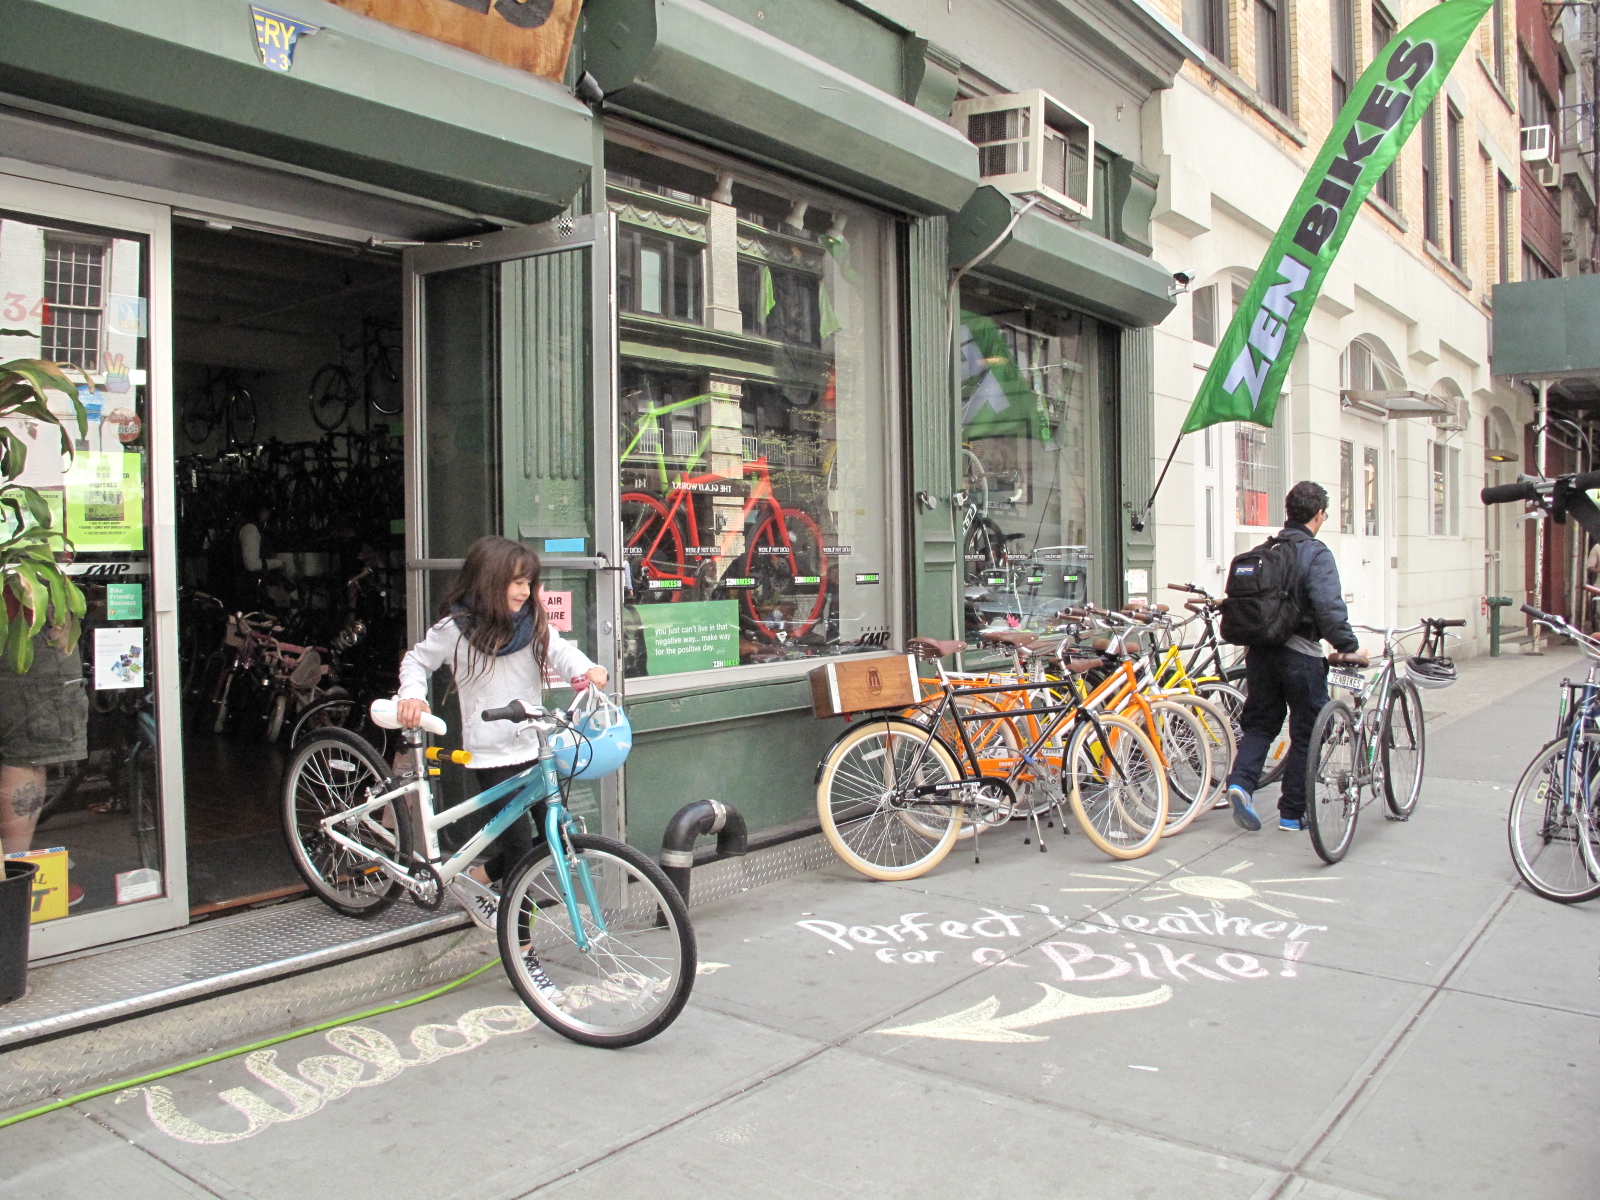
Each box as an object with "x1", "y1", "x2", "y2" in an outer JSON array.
[{"x1": 401, "y1": 214, "x2": 624, "y2": 838}]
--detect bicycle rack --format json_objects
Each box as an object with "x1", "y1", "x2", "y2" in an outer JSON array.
[{"x1": 658, "y1": 799, "x2": 748, "y2": 903}]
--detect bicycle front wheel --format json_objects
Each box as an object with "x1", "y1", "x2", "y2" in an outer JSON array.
[
  {"x1": 1151, "y1": 698, "x2": 1222, "y2": 835},
  {"x1": 1306, "y1": 701, "x2": 1359, "y2": 864},
  {"x1": 498, "y1": 833, "x2": 695, "y2": 1048},
  {"x1": 1508, "y1": 736, "x2": 1600, "y2": 903},
  {"x1": 1381, "y1": 680, "x2": 1426, "y2": 818},
  {"x1": 281, "y1": 728, "x2": 411, "y2": 917},
  {"x1": 816, "y1": 717, "x2": 963, "y2": 880},
  {"x1": 1066, "y1": 714, "x2": 1168, "y2": 859}
]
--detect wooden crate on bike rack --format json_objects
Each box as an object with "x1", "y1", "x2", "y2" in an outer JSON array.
[{"x1": 809, "y1": 655, "x2": 920, "y2": 718}]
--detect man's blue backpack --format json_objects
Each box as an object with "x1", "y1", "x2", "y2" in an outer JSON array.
[{"x1": 1220, "y1": 535, "x2": 1304, "y2": 646}]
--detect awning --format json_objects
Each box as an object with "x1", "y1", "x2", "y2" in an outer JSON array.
[
  {"x1": 0, "y1": 0, "x2": 594, "y2": 225},
  {"x1": 1340, "y1": 389, "x2": 1452, "y2": 418},
  {"x1": 583, "y1": 0, "x2": 981, "y2": 217},
  {"x1": 950, "y1": 186, "x2": 1177, "y2": 328}
]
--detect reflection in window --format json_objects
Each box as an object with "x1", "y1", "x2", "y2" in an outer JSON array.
[
  {"x1": 1236, "y1": 421, "x2": 1287, "y2": 527},
  {"x1": 1340, "y1": 439, "x2": 1356, "y2": 534},
  {"x1": 43, "y1": 236, "x2": 107, "y2": 370},
  {"x1": 610, "y1": 138, "x2": 890, "y2": 679},
  {"x1": 957, "y1": 294, "x2": 1098, "y2": 634},
  {"x1": 1431, "y1": 441, "x2": 1460, "y2": 536},
  {"x1": 1363, "y1": 445, "x2": 1380, "y2": 535}
]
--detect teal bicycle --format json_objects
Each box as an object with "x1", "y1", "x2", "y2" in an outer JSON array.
[{"x1": 280, "y1": 694, "x2": 695, "y2": 1047}]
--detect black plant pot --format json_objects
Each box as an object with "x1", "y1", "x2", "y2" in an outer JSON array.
[{"x1": 0, "y1": 860, "x2": 37, "y2": 1004}]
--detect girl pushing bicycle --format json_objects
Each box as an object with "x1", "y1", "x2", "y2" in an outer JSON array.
[{"x1": 394, "y1": 536, "x2": 607, "y2": 907}]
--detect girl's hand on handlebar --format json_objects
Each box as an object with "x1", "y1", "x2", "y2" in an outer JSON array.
[
  {"x1": 396, "y1": 698, "x2": 430, "y2": 728},
  {"x1": 572, "y1": 666, "x2": 608, "y2": 691}
]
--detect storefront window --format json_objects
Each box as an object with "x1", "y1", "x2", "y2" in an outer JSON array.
[
  {"x1": 609, "y1": 136, "x2": 894, "y2": 679},
  {"x1": 0, "y1": 211, "x2": 162, "y2": 921},
  {"x1": 956, "y1": 288, "x2": 1100, "y2": 634}
]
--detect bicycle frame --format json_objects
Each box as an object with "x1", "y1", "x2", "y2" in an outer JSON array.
[{"x1": 319, "y1": 727, "x2": 607, "y2": 950}]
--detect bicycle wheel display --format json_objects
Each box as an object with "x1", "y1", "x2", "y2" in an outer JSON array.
[
  {"x1": 1150, "y1": 698, "x2": 1218, "y2": 836},
  {"x1": 1065, "y1": 714, "x2": 1168, "y2": 859},
  {"x1": 1507, "y1": 736, "x2": 1600, "y2": 903},
  {"x1": 308, "y1": 364, "x2": 357, "y2": 431},
  {"x1": 741, "y1": 505, "x2": 826, "y2": 641},
  {"x1": 1381, "y1": 680, "x2": 1425, "y2": 818},
  {"x1": 498, "y1": 833, "x2": 695, "y2": 1047},
  {"x1": 620, "y1": 491, "x2": 686, "y2": 597},
  {"x1": 1306, "y1": 701, "x2": 1359, "y2": 864},
  {"x1": 816, "y1": 717, "x2": 963, "y2": 880},
  {"x1": 281, "y1": 728, "x2": 412, "y2": 917}
]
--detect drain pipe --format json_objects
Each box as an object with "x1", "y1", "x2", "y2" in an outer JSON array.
[{"x1": 658, "y1": 799, "x2": 747, "y2": 902}]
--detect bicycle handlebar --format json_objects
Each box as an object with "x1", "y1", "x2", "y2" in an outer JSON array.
[
  {"x1": 1481, "y1": 469, "x2": 1600, "y2": 505},
  {"x1": 482, "y1": 699, "x2": 544, "y2": 724}
]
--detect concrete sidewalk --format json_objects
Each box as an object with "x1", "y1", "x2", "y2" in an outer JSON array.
[{"x1": 4, "y1": 652, "x2": 1597, "y2": 1200}]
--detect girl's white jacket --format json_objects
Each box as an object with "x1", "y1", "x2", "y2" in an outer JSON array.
[{"x1": 397, "y1": 618, "x2": 597, "y2": 768}]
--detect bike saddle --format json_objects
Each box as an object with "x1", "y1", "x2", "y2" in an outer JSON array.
[
  {"x1": 977, "y1": 629, "x2": 1038, "y2": 649},
  {"x1": 1062, "y1": 657, "x2": 1103, "y2": 674},
  {"x1": 1326, "y1": 651, "x2": 1368, "y2": 667},
  {"x1": 907, "y1": 637, "x2": 966, "y2": 660}
]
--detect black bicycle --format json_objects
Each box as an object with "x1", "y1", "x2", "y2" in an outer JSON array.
[{"x1": 308, "y1": 318, "x2": 402, "y2": 431}]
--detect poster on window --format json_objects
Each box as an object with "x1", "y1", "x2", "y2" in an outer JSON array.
[
  {"x1": 94, "y1": 625, "x2": 145, "y2": 690},
  {"x1": 65, "y1": 449, "x2": 144, "y2": 551},
  {"x1": 634, "y1": 600, "x2": 739, "y2": 675}
]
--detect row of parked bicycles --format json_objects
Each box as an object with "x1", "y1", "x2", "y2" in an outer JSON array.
[{"x1": 814, "y1": 585, "x2": 1459, "y2": 876}]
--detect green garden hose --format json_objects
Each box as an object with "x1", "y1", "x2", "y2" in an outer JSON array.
[{"x1": 0, "y1": 958, "x2": 501, "y2": 1130}]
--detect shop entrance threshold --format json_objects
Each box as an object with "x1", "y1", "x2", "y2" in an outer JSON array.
[{"x1": 0, "y1": 899, "x2": 469, "y2": 1052}]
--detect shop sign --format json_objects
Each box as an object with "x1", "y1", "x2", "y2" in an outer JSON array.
[
  {"x1": 635, "y1": 599, "x2": 739, "y2": 674},
  {"x1": 326, "y1": 0, "x2": 582, "y2": 82},
  {"x1": 250, "y1": 6, "x2": 321, "y2": 72},
  {"x1": 65, "y1": 450, "x2": 144, "y2": 552},
  {"x1": 105, "y1": 582, "x2": 144, "y2": 620},
  {"x1": 540, "y1": 589, "x2": 571, "y2": 632}
]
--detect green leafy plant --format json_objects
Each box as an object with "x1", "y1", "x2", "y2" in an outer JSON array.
[{"x1": 0, "y1": 339, "x2": 89, "y2": 673}]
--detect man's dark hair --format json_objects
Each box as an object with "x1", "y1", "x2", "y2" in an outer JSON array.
[{"x1": 1285, "y1": 480, "x2": 1330, "y2": 525}]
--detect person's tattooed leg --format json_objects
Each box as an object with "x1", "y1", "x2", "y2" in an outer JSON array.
[{"x1": 0, "y1": 765, "x2": 49, "y2": 855}]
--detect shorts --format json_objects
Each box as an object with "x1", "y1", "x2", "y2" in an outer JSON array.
[{"x1": 0, "y1": 640, "x2": 88, "y2": 767}]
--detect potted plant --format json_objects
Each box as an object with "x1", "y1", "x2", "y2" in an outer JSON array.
[{"x1": 0, "y1": 346, "x2": 88, "y2": 671}]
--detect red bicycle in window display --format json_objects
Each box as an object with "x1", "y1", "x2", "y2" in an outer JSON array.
[{"x1": 621, "y1": 456, "x2": 827, "y2": 643}]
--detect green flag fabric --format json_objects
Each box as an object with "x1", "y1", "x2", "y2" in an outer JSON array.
[
  {"x1": 960, "y1": 311, "x2": 1050, "y2": 442},
  {"x1": 1181, "y1": 0, "x2": 1493, "y2": 434}
]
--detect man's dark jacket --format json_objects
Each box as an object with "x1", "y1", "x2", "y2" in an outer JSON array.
[{"x1": 1276, "y1": 523, "x2": 1360, "y2": 653}]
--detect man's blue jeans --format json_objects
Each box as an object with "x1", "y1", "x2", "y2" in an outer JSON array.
[{"x1": 1225, "y1": 644, "x2": 1330, "y2": 820}]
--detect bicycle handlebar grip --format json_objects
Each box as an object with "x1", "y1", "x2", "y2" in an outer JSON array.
[
  {"x1": 481, "y1": 699, "x2": 529, "y2": 723},
  {"x1": 1434, "y1": 618, "x2": 1466, "y2": 628},
  {"x1": 1165, "y1": 582, "x2": 1195, "y2": 593},
  {"x1": 1574, "y1": 469, "x2": 1600, "y2": 492},
  {"x1": 1480, "y1": 480, "x2": 1537, "y2": 505},
  {"x1": 1520, "y1": 604, "x2": 1547, "y2": 620}
]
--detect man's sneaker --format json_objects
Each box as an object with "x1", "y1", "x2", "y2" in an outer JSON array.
[
  {"x1": 1227, "y1": 785, "x2": 1262, "y2": 831},
  {"x1": 448, "y1": 875, "x2": 499, "y2": 933},
  {"x1": 1278, "y1": 817, "x2": 1308, "y2": 832},
  {"x1": 521, "y1": 952, "x2": 567, "y2": 1007}
]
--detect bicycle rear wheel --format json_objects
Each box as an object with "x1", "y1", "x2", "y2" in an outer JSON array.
[
  {"x1": 1381, "y1": 680, "x2": 1425, "y2": 818},
  {"x1": 1306, "y1": 701, "x2": 1359, "y2": 864},
  {"x1": 816, "y1": 717, "x2": 963, "y2": 880},
  {"x1": 498, "y1": 833, "x2": 695, "y2": 1047},
  {"x1": 1151, "y1": 698, "x2": 1221, "y2": 835},
  {"x1": 1508, "y1": 736, "x2": 1600, "y2": 903},
  {"x1": 1065, "y1": 714, "x2": 1168, "y2": 859},
  {"x1": 308, "y1": 364, "x2": 356, "y2": 432},
  {"x1": 281, "y1": 728, "x2": 411, "y2": 917}
]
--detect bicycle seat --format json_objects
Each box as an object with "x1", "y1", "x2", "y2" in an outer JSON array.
[
  {"x1": 369, "y1": 697, "x2": 447, "y2": 735},
  {"x1": 907, "y1": 637, "x2": 966, "y2": 660},
  {"x1": 1059, "y1": 656, "x2": 1103, "y2": 674},
  {"x1": 1326, "y1": 651, "x2": 1368, "y2": 667},
  {"x1": 977, "y1": 629, "x2": 1038, "y2": 649}
]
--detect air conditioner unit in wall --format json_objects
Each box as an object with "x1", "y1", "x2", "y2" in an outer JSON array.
[
  {"x1": 1520, "y1": 124, "x2": 1553, "y2": 162},
  {"x1": 953, "y1": 89, "x2": 1095, "y2": 221}
]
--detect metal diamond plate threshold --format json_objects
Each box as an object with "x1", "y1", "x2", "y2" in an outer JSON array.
[{"x1": 0, "y1": 899, "x2": 470, "y2": 1050}]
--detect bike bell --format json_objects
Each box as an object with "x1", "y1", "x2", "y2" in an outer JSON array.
[
  {"x1": 1401, "y1": 655, "x2": 1457, "y2": 690},
  {"x1": 550, "y1": 690, "x2": 632, "y2": 779}
]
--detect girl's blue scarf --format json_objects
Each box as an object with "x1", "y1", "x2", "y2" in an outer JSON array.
[{"x1": 451, "y1": 602, "x2": 535, "y2": 657}]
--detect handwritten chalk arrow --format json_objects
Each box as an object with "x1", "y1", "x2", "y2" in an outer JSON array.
[{"x1": 877, "y1": 983, "x2": 1174, "y2": 1043}]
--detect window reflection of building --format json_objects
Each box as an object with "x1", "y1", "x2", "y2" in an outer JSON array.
[
  {"x1": 610, "y1": 134, "x2": 889, "y2": 680},
  {"x1": 957, "y1": 290, "x2": 1097, "y2": 634}
]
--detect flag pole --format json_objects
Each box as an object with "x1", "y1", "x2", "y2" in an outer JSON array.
[{"x1": 1131, "y1": 431, "x2": 1184, "y2": 532}]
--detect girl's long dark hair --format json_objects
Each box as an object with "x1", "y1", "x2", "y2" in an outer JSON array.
[{"x1": 438, "y1": 536, "x2": 548, "y2": 681}]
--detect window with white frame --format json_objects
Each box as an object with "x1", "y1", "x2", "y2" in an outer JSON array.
[
  {"x1": 1339, "y1": 439, "x2": 1356, "y2": 534},
  {"x1": 1236, "y1": 419, "x2": 1288, "y2": 527},
  {"x1": 1431, "y1": 441, "x2": 1461, "y2": 535}
]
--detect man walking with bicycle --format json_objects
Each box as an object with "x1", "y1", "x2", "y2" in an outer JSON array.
[{"x1": 1224, "y1": 481, "x2": 1367, "y2": 832}]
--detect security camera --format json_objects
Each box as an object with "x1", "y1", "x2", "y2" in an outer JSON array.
[{"x1": 1168, "y1": 270, "x2": 1194, "y2": 298}]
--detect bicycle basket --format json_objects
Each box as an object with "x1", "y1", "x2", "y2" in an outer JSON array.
[
  {"x1": 1401, "y1": 655, "x2": 1456, "y2": 690},
  {"x1": 550, "y1": 688, "x2": 632, "y2": 780}
]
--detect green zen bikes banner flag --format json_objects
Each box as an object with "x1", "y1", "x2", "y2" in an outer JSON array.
[{"x1": 1181, "y1": 0, "x2": 1493, "y2": 434}]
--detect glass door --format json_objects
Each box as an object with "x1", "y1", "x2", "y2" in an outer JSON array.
[
  {"x1": 0, "y1": 175, "x2": 186, "y2": 957},
  {"x1": 403, "y1": 215, "x2": 621, "y2": 837}
]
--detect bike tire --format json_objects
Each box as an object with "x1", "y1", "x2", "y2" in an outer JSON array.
[
  {"x1": 497, "y1": 833, "x2": 695, "y2": 1048},
  {"x1": 1306, "y1": 700, "x2": 1359, "y2": 864},
  {"x1": 1507, "y1": 736, "x2": 1600, "y2": 903},
  {"x1": 619, "y1": 491, "x2": 686, "y2": 599},
  {"x1": 1065, "y1": 714, "x2": 1168, "y2": 859},
  {"x1": 740, "y1": 505, "x2": 827, "y2": 642},
  {"x1": 281, "y1": 727, "x2": 412, "y2": 918},
  {"x1": 290, "y1": 695, "x2": 390, "y2": 759},
  {"x1": 181, "y1": 398, "x2": 216, "y2": 447},
  {"x1": 1381, "y1": 679, "x2": 1426, "y2": 818},
  {"x1": 308, "y1": 364, "x2": 356, "y2": 432},
  {"x1": 227, "y1": 388, "x2": 257, "y2": 447},
  {"x1": 815, "y1": 717, "x2": 963, "y2": 881},
  {"x1": 1150, "y1": 698, "x2": 1220, "y2": 836},
  {"x1": 905, "y1": 694, "x2": 1020, "y2": 837},
  {"x1": 128, "y1": 741, "x2": 161, "y2": 871},
  {"x1": 265, "y1": 693, "x2": 288, "y2": 743}
]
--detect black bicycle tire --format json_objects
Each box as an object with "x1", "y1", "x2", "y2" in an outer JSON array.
[
  {"x1": 365, "y1": 350, "x2": 403, "y2": 415},
  {"x1": 308, "y1": 365, "x2": 356, "y2": 432},
  {"x1": 1507, "y1": 736, "x2": 1600, "y2": 903},
  {"x1": 227, "y1": 388, "x2": 257, "y2": 447},
  {"x1": 281, "y1": 727, "x2": 411, "y2": 918},
  {"x1": 128, "y1": 742, "x2": 161, "y2": 871},
  {"x1": 1306, "y1": 700, "x2": 1359, "y2": 864},
  {"x1": 182, "y1": 399, "x2": 217, "y2": 446},
  {"x1": 1381, "y1": 680, "x2": 1426, "y2": 818},
  {"x1": 496, "y1": 833, "x2": 696, "y2": 1048}
]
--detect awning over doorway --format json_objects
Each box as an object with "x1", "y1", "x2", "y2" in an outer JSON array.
[
  {"x1": 581, "y1": 0, "x2": 981, "y2": 217},
  {"x1": 0, "y1": 0, "x2": 594, "y2": 225},
  {"x1": 1491, "y1": 275, "x2": 1600, "y2": 408},
  {"x1": 949, "y1": 186, "x2": 1177, "y2": 328}
]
